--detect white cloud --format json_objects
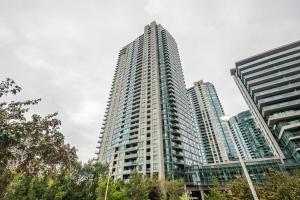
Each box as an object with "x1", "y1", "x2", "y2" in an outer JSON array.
[
  {"x1": 0, "y1": 22, "x2": 16, "y2": 46},
  {"x1": 1, "y1": 0, "x2": 300, "y2": 162},
  {"x1": 24, "y1": 18, "x2": 81, "y2": 42},
  {"x1": 14, "y1": 45, "x2": 51, "y2": 69},
  {"x1": 70, "y1": 99, "x2": 101, "y2": 125},
  {"x1": 144, "y1": 0, "x2": 166, "y2": 16}
]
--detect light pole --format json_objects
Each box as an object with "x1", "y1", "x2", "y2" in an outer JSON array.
[
  {"x1": 104, "y1": 166, "x2": 111, "y2": 200},
  {"x1": 220, "y1": 115, "x2": 259, "y2": 200}
]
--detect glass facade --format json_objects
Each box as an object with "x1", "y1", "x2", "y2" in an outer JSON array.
[
  {"x1": 185, "y1": 157, "x2": 282, "y2": 188},
  {"x1": 231, "y1": 40, "x2": 300, "y2": 167},
  {"x1": 97, "y1": 22, "x2": 202, "y2": 180},
  {"x1": 229, "y1": 110, "x2": 273, "y2": 160},
  {"x1": 188, "y1": 81, "x2": 238, "y2": 164},
  {"x1": 96, "y1": 22, "x2": 298, "y2": 192}
]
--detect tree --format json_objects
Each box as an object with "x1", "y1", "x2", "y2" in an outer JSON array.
[
  {"x1": 205, "y1": 179, "x2": 227, "y2": 200},
  {"x1": 256, "y1": 170, "x2": 300, "y2": 200},
  {"x1": 125, "y1": 170, "x2": 149, "y2": 200},
  {"x1": 179, "y1": 190, "x2": 191, "y2": 200},
  {"x1": 76, "y1": 161, "x2": 109, "y2": 200},
  {"x1": 96, "y1": 177, "x2": 128, "y2": 200},
  {"x1": 3, "y1": 161, "x2": 109, "y2": 200},
  {"x1": 0, "y1": 78, "x2": 77, "y2": 175},
  {"x1": 145, "y1": 176, "x2": 163, "y2": 200},
  {"x1": 226, "y1": 177, "x2": 253, "y2": 200},
  {"x1": 164, "y1": 179, "x2": 185, "y2": 200},
  {"x1": 0, "y1": 78, "x2": 77, "y2": 197}
]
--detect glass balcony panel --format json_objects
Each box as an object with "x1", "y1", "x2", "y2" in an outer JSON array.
[
  {"x1": 238, "y1": 46, "x2": 300, "y2": 71},
  {"x1": 244, "y1": 59, "x2": 300, "y2": 81},
  {"x1": 240, "y1": 52, "x2": 300, "y2": 76}
]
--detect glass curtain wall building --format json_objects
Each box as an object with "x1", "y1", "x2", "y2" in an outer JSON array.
[
  {"x1": 188, "y1": 80, "x2": 237, "y2": 164},
  {"x1": 97, "y1": 22, "x2": 202, "y2": 180},
  {"x1": 229, "y1": 110, "x2": 273, "y2": 160},
  {"x1": 231, "y1": 40, "x2": 300, "y2": 167},
  {"x1": 186, "y1": 82, "x2": 281, "y2": 193}
]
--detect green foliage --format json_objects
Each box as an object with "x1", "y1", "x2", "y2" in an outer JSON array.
[
  {"x1": 146, "y1": 176, "x2": 163, "y2": 200},
  {"x1": 75, "y1": 161, "x2": 109, "y2": 199},
  {"x1": 256, "y1": 170, "x2": 300, "y2": 200},
  {"x1": 205, "y1": 179, "x2": 227, "y2": 200},
  {"x1": 126, "y1": 170, "x2": 149, "y2": 200},
  {"x1": 3, "y1": 161, "x2": 109, "y2": 200},
  {"x1": 0, "y1": 78, "x2": 78, "y2": 198},
  {"x1": 164, "y1": 179, "x2": 185, "y2": 200},
  {"x1": 0, "y1": 78, "x2": 77, "y2": 177},
  {"x1": 96, "y1": 177, "x2": 128, "y2": 200},
  {"x1": 0, "y1": 169, "x2": 14, "y2": 197},
  {"x1": 179, "y1": 190, "x2": 191, "y2": 200},
  {"x1": 226, "y1": 177, "x2": 252, "y2": 200},
  {"x1": 4, "y1": 173, "x2": 30, "y2": 200}
]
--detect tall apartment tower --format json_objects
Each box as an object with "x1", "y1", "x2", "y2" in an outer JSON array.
[
  {"x1": 188, "y1": 81, "x2": 237, "y2": 164},
  {"x1": 231, "y1": 40, "x2": 300, "y2": 166},
  {"x1": 97, "y1": 22, "x2": 202, "y2": 180},
  {"x1": 229, "y1": 110, "x2": 273, "y2": 160}
]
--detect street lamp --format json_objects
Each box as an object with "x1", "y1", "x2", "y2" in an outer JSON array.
[
  {"x1": 220, "y1": 115, "x2": 259, "y2": 200},
  {"x1": 104, "y1": 166, "x2": 111, "y2": 200}
]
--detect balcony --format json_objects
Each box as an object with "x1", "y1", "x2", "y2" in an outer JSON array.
[
  {"x1": 172, "y1": 151, "x2": 183, "y2": 157},
  {"x1": 125, "y1": 153, "x2": 138, "y2": 159},
  {"x1": 258, "y1": 90, "x2": 300, "y2": 110},
  {"x1": 246, "y1": 66, "x2": 300, "y2": 89},
  {"x1": 262, "y1": 99, "x2": 300, "y2": 117},
  {"x1": 239, "y1": 45, "x2": 300, "y2": 70},
  {"x1": 250, "y1": 74, "x2": 300, "y2": 95},
  {"x1": 170, "y1": 130, "x2": 180, "y2": 136},
  {"x1": 128, "y1": 138, "x2": 139, "y2": 145},
  {"x1": 124, "y1": 161, "x2": 137, "y2": 166},
  {"x1": 172, "y1": 143, "x2": 182, "y2": 149},
  {"x1": 240, "y1": 51, "x2": 300, "y2": 76},
  {"x1": 268, "y1": 110, "x2": 300, "y2": 125},
  {"x1": 278, "y1": 122, "x2": 300, "y2": 140},
  {"x1": 254, "y1": 82, "x2": 300, "y2": 102},
  {"x1": 173, "y1": 158, "x2": 184, "y2": 165},
  {"x1": 125, "y1": 146, "x2": 138, "y2": 152},
  {"x1": 171, "y1": 135, "x2": 181, "y2": 141},
  {"x1": 244, "y1": 58, "x2": 300, "y2": 81}
]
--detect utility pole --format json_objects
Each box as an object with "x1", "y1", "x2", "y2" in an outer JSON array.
[{"x1": 220, "y1": 115, "x2": 259, "y2": 200}]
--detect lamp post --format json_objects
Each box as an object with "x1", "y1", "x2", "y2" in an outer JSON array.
[
  {"x1": 220, "y1": 115, "x2": 259, "y2": 200},
  {"x1": 104, "y1": 166, "x2": 111, "y2": 200}
]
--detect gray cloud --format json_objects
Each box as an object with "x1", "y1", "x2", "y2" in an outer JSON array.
[{"x1": 1, "y1": 0, "x2": 299, "y2": 161}]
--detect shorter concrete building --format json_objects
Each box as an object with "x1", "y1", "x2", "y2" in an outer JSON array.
[{"x1": 231, "y1": 40, "x2": 300, "y2": 168}]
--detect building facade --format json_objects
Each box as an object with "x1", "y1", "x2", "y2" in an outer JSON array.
[
  {"x1": 185, "y1": 157, "x2": 282, "y2": 190},
  {"x1": 231, "y1": 40, "x2": 300, "y2": 167},
  {"x1": 230, "y1": 110, "x2": 273, "y2": 160},
  {"x1": 188, "y1": 80, "x2": 237, "y2": 164},
  {"x1": 97, "y1": 22, "x2": 202, "y2": 180}
]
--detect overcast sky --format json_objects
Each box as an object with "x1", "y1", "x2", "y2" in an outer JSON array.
[{"x1": 1, "y1": 0, "x2": 299, "y2": 162}]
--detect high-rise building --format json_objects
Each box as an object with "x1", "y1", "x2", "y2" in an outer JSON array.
[
  {"x1": 188, "y1": 80, "x2": 237, "y2": 164},
  {"x1": 97, "y1": 22, "x2": 202, "y2": 180},
  {"x1": 231, "y1": 40, "x2": 300, "y2": 167},
  {"x1": 229, "y1": 110, "x2": 273, "y2": 160},
  {"x1": 186, "y1": 82, "x2": 281, "y2": 193}
]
